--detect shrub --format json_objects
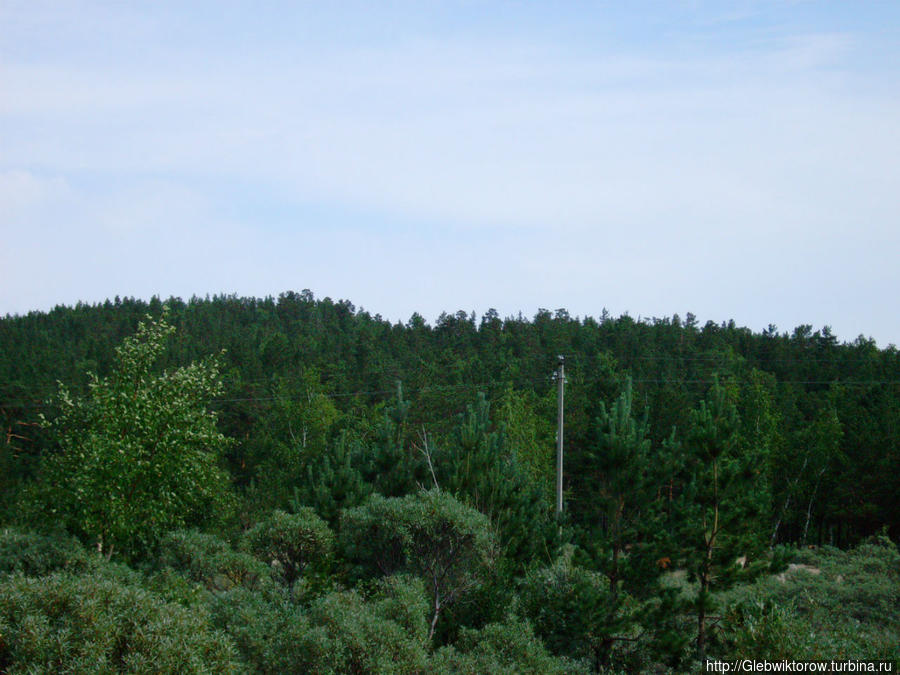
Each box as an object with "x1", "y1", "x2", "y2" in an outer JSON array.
[
  {"x1": 211, "y1": 576, "x2": 429, "y2": 674},
  {"x1": 0, "y1": 528, "x2": 92, "y2": 578},
  {"x1": 431, "y1": 619, "x2": 589, "y2": 675},
  {"x1": 341, "y1": 489, "x2": 495, "y2": 639},
  {"x1": 241, "y1": 508, "x2": 334, "y2": 587},
  {"x1": 0, "y1": 572, "x2": 238, "y2": 673},
  {"x1": 159, "y1": 529, "x2": 271, "y2": 591},
  {"x1": 717, "y1": 535, "x2": 900, "y2": 662},
  {"x1": 303, "y1": 586, "x2": 428, "y2": 674},
  {"x1": 209, "y1": 588, "x2": 295, "y2": 673},
  {"x1": 517, "y1": 547, "x2": 627, "y2": 665}
]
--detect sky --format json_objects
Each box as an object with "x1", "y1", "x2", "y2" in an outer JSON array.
[{"x1": 2, "y1": 1, "x2": 899, "y2": 345}]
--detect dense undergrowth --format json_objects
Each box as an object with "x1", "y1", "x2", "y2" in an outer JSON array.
[{"x1": 1, "y1": 527, "x2": 897, "y2": 673}]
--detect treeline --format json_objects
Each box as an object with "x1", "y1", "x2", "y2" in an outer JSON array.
[
  {"x1": 0, "y1": 292, "x2": 899, "y2": 671},
  {"x1": 3, "y1": 291, "x2": 898, "y2": 545}
]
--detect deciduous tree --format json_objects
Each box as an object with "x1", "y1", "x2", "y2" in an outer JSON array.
[{"x1": 37, "y1": 312, "x2": 231, "y2": 559}]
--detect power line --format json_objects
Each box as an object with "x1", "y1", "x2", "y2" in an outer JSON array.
[{"x1": 5, "y1": 374, "x2": 900, "y2": 413}]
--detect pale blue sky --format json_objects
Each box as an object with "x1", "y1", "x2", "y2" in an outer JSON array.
[{"x1": 2, "y1": 1, "x2": 899, "y2": 344}]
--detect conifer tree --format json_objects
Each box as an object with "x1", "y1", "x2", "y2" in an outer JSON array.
[
  {"x1": 578, "y1": 377, "x2": 669, "y2": 664},
  {"x1": 679, "y1": 377, "x2": 764, "y2": 662},
  {"x1": 436, "y1": 393, "x2": 553, "y2": 567},
  {"x1": 362, "y1": 381, "x2": 418, "y2": 497},
  {"x1": 292, "y1": 430, "x2": 370, "y2": 526}
]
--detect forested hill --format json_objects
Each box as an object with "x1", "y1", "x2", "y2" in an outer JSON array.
[{"x1": 2, "y1": 291, "x2": 898, "y2": 546}]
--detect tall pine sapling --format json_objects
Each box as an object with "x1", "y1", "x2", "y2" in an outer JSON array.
[
  {"x1": 679, "y1": 377, "x2": 764, "y2": 662},
  {"x1": 581, "y1": 377, "x2": 665, "y2": 663}
]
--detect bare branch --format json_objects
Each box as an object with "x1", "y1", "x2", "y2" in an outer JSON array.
[{"x1": 414, "y1": 425, "x2": 439, "y2": 490}]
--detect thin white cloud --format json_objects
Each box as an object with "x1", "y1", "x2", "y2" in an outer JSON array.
[{"x1": 2, "y1": 4, "x2": 899, "y2": 343}]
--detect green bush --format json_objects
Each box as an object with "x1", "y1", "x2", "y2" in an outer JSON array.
[
  {"x1": 211, "y1": 576, "x2": 429, "y2": 674},
  {"x1": 241, "y1": 508, "x2": 334, "y2": 587},
  {"x1": 341, "y1": 490, "x2": 495, "y2": 639},
  {"x1": 370, "y1": 574, "x2": 431, "y2": 644},
  {"x1": 303, "y1": 586, "x2": 428, "y2": 674},
  {"x1": 159, "y1": 529, "x2": 271, "y2": 591},
  {"x1": 517, "y1": 547, "x2": 622, "y2": 663},
  {"x1": 145, "y1": 567, "x2": 214, "y2": 609},
  {"x1": 0, "y1": 572, "x2": 238, "y2": 673},
  {"x1": 0, "y1": 528, "x2": 92, "y2": 578},
  {"x1": 767, "y1": 544, "x2": 797, "y2": 574},
  {"x1": 209, "y1": 588, "x2": 295, "y2": 673},
  {"x1": 719, "y1": 599, "x2": 806, "y2": 659},
  {"x1": 717, "y1": 536, "x2": 900, "y2": 662},
  {"x1": 431, "y1": 618, "x2": 589, "y2": 675}
]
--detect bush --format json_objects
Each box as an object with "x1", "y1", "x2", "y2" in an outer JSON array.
[
  {"x1": 518, "y1": 547, "x2": 621, "y2": 663},
  {"x1": 209, "y1": 588, "x2": 296, "y2": 673},
  {"x1": 0, "y1": 528, "x2": 92, "y2": 578},
  {"x1": 159, "y1": 529, "x2": 271, "y2": 592},
  {"x1": 341, "y1": 490, "x2": 495, "y2": 639},
  {"x1": 242, "y1": 508, "x2": 334, "y2": 587},
  {"x1": 0, "y1": 572, "x2": 238, "y2": 673},
  {"x1": 431, "y1": 618, "x2": 589, "y2": 675},
  {"x1": 719, "y1": 599, "x2": 807, "y2": 660},
  {"x1": 371, "y1": 574, "x2": 431, "y2": 645},
  {"x1": 303, "y1": 586, "x2": 428, "y2": 674},
  {"x1": 211, "y1": 576, "x2": 429, "y2": 674},
  {"x1": 717, "y1": 535, "x2": 900, "y2": 662}
]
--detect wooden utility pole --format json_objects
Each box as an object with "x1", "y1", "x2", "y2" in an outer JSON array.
[{"x1": 556, "y1": 355, "x2": 565, "y2": 517}]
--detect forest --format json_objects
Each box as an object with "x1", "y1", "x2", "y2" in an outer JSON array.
[{"x1": 1, "y1": 291, "x2": 898, "y2": 673}]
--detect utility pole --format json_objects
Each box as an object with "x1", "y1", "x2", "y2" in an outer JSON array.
[{"x1": 556, "y1": 355, "x2": 565, "y2": 517}]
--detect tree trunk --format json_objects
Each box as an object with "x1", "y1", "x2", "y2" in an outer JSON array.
[
  {"x1": 697, "y1": 573, "x2": 709, "y2": 667},
  {"x1": 802, "y1": 467, "x2": 825, "y2": 545},
  {"x1": 428, "y1": 595, "x2": 441, "y2": 641},
  {"x1": 770, "y1": 492, "x2": 790, "y2": 547}
]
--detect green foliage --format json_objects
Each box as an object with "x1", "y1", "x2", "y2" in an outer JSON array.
[
  {"x1": 678, "y1": 377, "x2": 767, "y2": 659},
  {"x1": 0, "y1": 528, "x2": 92, "y2": 578},
  {"x1": 35, "y1": 313, "x2": 232, "y2": 559},
  {"x1": 208, "y1": 588, "x2": 290, "y2": 672},
  {"x1": 144, "y1": 566, "x2": 213, "y2": 609},
  {"x1": 497, "y1": 384, "x2": 554, "y2": 496},
  {"x1": 0, "y1": 572, "x2": 238, "y2": 673},
  {"x1": 435, "y1": 394, "x2": 555, "y2": 567},
  {"x1": 717, "y1": 535, "x2": 900, "y2": 662},
  {"x1": 581, "y1": 377, "x2": 664, "y2": 597},
  {"x1": 719, "y1": 599, "x2": 809, "y2": 660},
  {"x1": 341, "y1": 489, "x2": 495, "y2": 638},
  {"x1": 302, "y1": 584, "x2": 428, "y2": 674},
  {"x1": 637, "y1": 585, "x2": 694, "y2": 671},
  {"x1": 768, "y1": 544, "x2": 796, "y2": 574},
  {"x1": 211, "y1": 576, "x2": 430, "y2": 674},
  {"x1": 360, "y1": 382, "x2": 419, "y2": 498},
  {"x1": 4, "y1": 295, "x2": 900, "y2": 670},
  {"x1": 431, "y1": 619, "x2": 589, "y2": 675},
  {"x1": 518, "y1": 548, "x2": 621, "y2": 663},
  {"x1": 241, "y1": 508, "x2": 334, "y2": 587},
  {"x1": 244, "y1": 371, "x2": 342, "y2": 506},
  {"x1": 372, "y1": 574, "x2": 431, "y2": 644},
  {"x1": 158, "y1": 529, "x2": 271, "y2": 592},
  {"x1": 290, "y1": 431, "x2": 370, "y2": 527}
]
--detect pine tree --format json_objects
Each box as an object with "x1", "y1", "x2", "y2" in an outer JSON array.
[
  {"x1": 436, "y1": 393, "x2": 554, "y2": 567},
  {"x1": 679, "y1": 377, "x2": 765, "y2": 662},
  {"x1": 579, "y1": 377, "x2": 665, "y2": 664},
  {"x1": 292, "y1": 430, "x2": 370, "y2": 526},
  {"x1": 361, "y1": 381, "x2": 418, "y2": 497}
]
